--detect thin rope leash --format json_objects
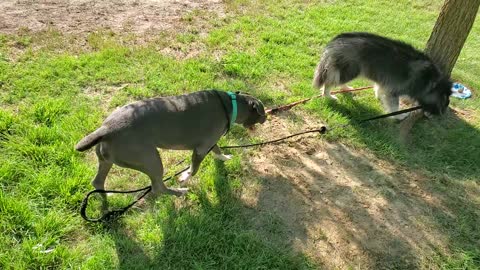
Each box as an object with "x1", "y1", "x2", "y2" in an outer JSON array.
[{"x1": 266, "y1": 86, "x2": 373, "y2": 114}]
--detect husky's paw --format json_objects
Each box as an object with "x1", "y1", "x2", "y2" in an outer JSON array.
[
  {"x1": 214, "y1": 153, "x2": 232, "y2": 161},
  {"x1": 324, "y1": 94, "x2": 338, "y2": 100},
  {"x1": 393, "y1": 112, "x2": 410, "y2": 121},
  {"x1": 172, "y1": 187, "x2": 189, "y2": 197}
]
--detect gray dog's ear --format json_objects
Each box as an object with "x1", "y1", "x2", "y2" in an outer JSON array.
[{"x1": 248, "y1": 100, "x2": 266, "y2": 116}]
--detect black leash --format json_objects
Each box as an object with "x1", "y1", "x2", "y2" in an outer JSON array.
[
  {"x1": 80, "y1": 105, "x2": 422, "y2": 223},
  {"x1": 80, "y1": 186, "x2": 151, "y2": 223},
  {"x1": 221, "y1": 126, "x2": 328, "y2": 149},
  {"x1": 357, "y1": 105, "x2": 422, "y2": 123},
  {"x1": 222, "y1": 106, "x2": 422, "y2": 149}
]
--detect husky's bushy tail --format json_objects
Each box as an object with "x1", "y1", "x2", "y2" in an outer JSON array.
[{"x1": 312, "y1": 52, "x2": 329, "y2": 89}]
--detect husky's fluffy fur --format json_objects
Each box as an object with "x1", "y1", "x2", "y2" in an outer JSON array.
[{"x1": 313, "y1": 32, "x2": 452, "y2": 119}]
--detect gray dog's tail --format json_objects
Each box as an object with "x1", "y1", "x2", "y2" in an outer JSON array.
[{"x1": 75, "y1": 126, "x2": 109, "y2": 152}]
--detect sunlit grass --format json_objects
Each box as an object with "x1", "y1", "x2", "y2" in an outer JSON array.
[{"x1": 1, "y1": 0, "x2": 479, "y2": 269}]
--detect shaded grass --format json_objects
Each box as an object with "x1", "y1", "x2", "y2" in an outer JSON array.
[
  {"x1": 1, "y1": 0, "x2": 479, "y2": 269},
  {"x1": 118, "y1": 160, "x2": 311, "y2": 269}
]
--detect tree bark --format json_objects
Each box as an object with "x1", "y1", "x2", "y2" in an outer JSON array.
[{"x1": 425, "y1": 0, "x2": 480, "y2": 76}]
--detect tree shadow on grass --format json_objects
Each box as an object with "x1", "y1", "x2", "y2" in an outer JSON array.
[
  {"x1": 243, "y1": 134, "x2": 480, "y2": 268},
  {"x1": 231, "y1": 92, "x2": 479, "y2": 268},
  {"x1": 109, "y1": 222, "x2": 152, "y2": 270},
  {"x1": 326, "y1": 93, "x2": 480, "y2": 180}
]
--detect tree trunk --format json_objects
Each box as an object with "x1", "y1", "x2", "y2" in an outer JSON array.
[{"x1": 425, "y1": 0, "x2": 480, "y2": 76}]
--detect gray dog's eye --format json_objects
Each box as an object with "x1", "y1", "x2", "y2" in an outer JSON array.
[{"x1": 252, "y1": 101, "x2": 265, "y2": 116}]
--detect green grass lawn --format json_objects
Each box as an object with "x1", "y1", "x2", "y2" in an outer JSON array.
[{"x1": 1, "y1": 0, "x2": 479, "y2": 269}]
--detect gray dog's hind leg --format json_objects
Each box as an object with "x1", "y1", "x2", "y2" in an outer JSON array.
[
  {"x1": 92, "y1": 145, "x2": 113, "y2": 213},
  {"x1": 211, "y1": 144, "x2": 232, "y2": 161},
  {"x1": 138, "y1": 149, "x2": 188, "y2": 197},
  {"x1": 108, "y1": 142, "x2": 187, "y2": 197}
]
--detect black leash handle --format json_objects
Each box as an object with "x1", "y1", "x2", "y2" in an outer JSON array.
[
  {"x1": 80, "y1": 186, "x2": 152, "y2": 222},
  {"x1": 80, "y1": 165, "x2": 190, "y2": 223}
]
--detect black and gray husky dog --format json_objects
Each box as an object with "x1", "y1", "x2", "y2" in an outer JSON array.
[{"x1": 313, "y1": 32, "x2": 452, "y2": 119}]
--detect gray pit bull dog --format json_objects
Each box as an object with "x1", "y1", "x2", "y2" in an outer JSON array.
[{"x1": 75, "y1": 90, "x2": 266, "y2": 207}]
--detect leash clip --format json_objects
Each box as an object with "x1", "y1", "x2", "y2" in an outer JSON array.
[{"x1": 318, "y1": 126, "x2": 327, "y2": 134}]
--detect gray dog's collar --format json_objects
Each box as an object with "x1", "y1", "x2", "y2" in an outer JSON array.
[
  {"x1": 226, "y1": 91, "x2": 237, "y2": 128},
  {"x1": 213, "y1": 90, "x2": 237, "y2": 135}
]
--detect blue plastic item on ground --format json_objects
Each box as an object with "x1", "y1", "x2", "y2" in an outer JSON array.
[{"x1": 451, "y1": 82, "x2": 472, "y2": 99}]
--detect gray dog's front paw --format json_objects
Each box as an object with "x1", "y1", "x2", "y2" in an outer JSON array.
[{"x1": 178, "y1": 168, "x2": 192, "y2": 185}]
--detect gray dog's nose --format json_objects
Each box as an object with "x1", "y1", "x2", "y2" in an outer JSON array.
[{"x1": 260, "y1": 115, "x2": 267, "y2": 124}]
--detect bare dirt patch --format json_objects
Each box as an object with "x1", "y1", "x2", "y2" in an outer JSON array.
[
  {"x1": 0, "y1": 0, "x2": 224, "y2": 35},
  {"x1": 239, "y1": 111, "x2": 477, "y2": 269},
  {"x1": 0, "y1": 0, "x2": 225, "y2": 59}
]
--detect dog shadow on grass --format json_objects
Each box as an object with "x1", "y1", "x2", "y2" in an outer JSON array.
[
  {"x1": 109, "y1": 223, "x2": 152, "y2": 270},
  {"x1": 107, "y1": 160, "x2": 316, "y2": 269}
]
